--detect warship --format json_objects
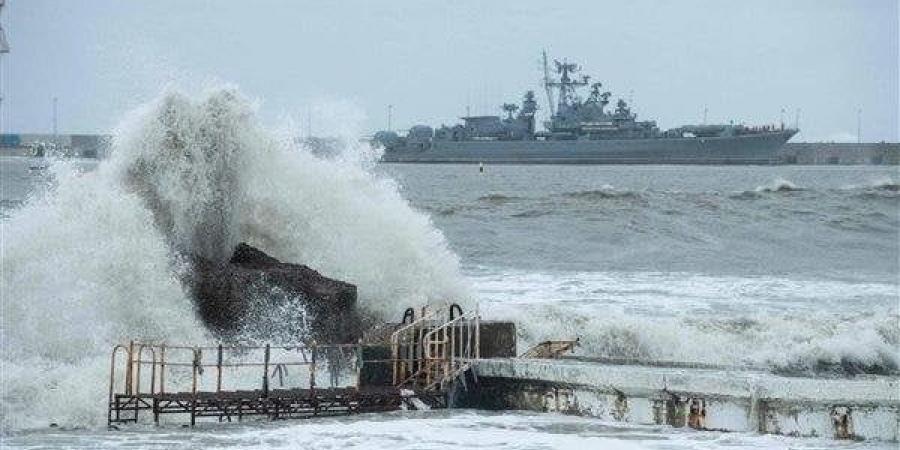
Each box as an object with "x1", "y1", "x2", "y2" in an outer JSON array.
[{"x1": 374, "y1": 53, "x2": 797, "y2": 164}]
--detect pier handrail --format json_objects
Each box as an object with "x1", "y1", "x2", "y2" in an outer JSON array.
[
  {"x1": 390, "y1": 305, "x2": 446, "y2": 386},
  {"x1": 110, "y1": 342, "x2": 368, "y2": 403},
  {"x1": 133, "y1": 344, "x2": 157, "y2": 396},
  {"x1": 108, "y1": 344, "x2": 130, "y2": 403},
  {"x1": 390, "y1": 303, "x2": 480, "y2": 390},
  {"x1": 422, "y1": 305, "x2": 479, "y2": 390}
]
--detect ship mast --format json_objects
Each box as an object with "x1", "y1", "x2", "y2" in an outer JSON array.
[
  {"x1": 542, "y1": 50, "x2": 555, "y2": 117},
  {"x1": 545, "y1": 58, "x2": 589, "y2": 115}
]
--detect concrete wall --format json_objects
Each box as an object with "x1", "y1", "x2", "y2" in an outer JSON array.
[
  {"x1": 779, "y1": 142, "x2": 900, "y2": 165},
  {"x1": 462, "y1": 358, "x2": 899, "y2": 442}
]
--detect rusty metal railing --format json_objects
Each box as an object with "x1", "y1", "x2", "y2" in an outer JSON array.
[
  {"x1": 109, "y1": 304, "x2": 482, "y2": 425},
  {"x1": 390, "y1": 303, "x2": 480, "y2": 391},
  {"x1": 109, "y1": 341, "x2": 365, "y2": 406},
  {"x1": 422, "y1": 305, "x2": 479, "y2": 390},
  {"x1": 391, "y1": 305, "x2": 444, "y2": 387}
]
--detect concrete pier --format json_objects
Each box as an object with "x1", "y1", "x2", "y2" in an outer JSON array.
[
  {"x1": 779, "y1": 142, "x2": 900, "y2": 165},
  {"x1": 463, "y1": 358, "x2": 899, "y2": 441}
]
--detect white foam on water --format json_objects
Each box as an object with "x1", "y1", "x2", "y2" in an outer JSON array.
[
  {"x1": 1, "y1": 410, "x2": 894, "y2": 449},
  {"x1": 0, "y1": 86, "x2": 467, "y2": 430},
  {"x1": 471, "y1": 268, "x2": 899, "y2": 374},
  {"x1": 1, "y1": 161, "x2": 206, "y2": 429},
  {"x1": 754, "y1": 178, "x2": 803, "y2": 193}
]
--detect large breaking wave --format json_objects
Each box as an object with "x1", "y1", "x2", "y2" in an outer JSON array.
[{"x1": 0, "y1": 88, "x2": 467, "y2": 430}]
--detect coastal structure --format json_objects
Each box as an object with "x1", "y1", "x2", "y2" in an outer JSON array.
[
  {"x1": 0, "y1": 133, "x2": 110, "y2": 158},
  {"x1": 374, "y1": 53, "x2": 798, "y2": 165},
  {"x1": 107, "y1": 305, "x2": 899, "y2": 442},
  {"x1": 780, "y1": 142, "x2": 900, "y2": 165}
]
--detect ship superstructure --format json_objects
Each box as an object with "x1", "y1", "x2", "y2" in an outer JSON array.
[{"x1": 374, "y1": 53, "x2": 797, "y2": 164}]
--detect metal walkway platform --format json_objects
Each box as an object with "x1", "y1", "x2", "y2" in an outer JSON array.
[
  {"x1": 108, "y1": 304, "x2": 479, "y2": 426},
  {"x1": 109, "y1": 386, "x2": 446, "y2": 425}
]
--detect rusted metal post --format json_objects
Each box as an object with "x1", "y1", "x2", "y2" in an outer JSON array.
[
  {"x1": 159, "y1": 345, "x2": 166, "y2": 395},
  {"x1": 216, "y1": 344, "x2": 223, "y2": 393},
  {"x1": 148, "y1": 348, "x2": 157, "y2": 396},
  {"x1": 418, "y1": 320, "x2": 427, "y2": 386},
  {"x1": 191, "y1": 348, "x2": 200, "y2": 395},
  {"x1": 441, "y1": 326, "x2": 448, "y2": 382},
  {"x1": 133, "y1": 346, "x2": 141, "y2": 422},
  {"x1": 125, "y1": 340, "x2": 135, "y2": 395},
  {"x1": 310, "y1": 342, "x2": 317, "y2": 393},
  {"x1": 450, "y1": 319, "x2": 456, "y2": 374},
  {"x1": 391, "y1": 334, "x2": 399, "y2": 386},
  {"x1": 191, "y1": 347, "x2": 200, "y2": 427},
  {"x1": 475, "y1": 305, "x2": 481, "y2": 360},
  {"x1": 263, "y1": 344, "x2": 270, "y2": 397},
  {"x1": 468, "y1": 316, "x2": 474, "y2": 359},
  {"x1": 108, "y1": 344, "x2": 129, "y2": 426},
  {"x1": 355, "y1": 341, "x2": 362, "y2": 391},
  {"x1": 134, "y1": 346, "x2": 142, "y2": 397}
]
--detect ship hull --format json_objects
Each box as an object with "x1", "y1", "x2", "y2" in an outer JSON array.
[{"x1": 380, "y1": 130, "x2": 795, "y2": 165}]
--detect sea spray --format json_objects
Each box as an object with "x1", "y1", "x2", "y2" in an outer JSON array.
[
  {"x1": 1, "y1": 162, "x2": 205, "y2": 429},
  {"x1": 473, "y1": 269, "x2": 900, "y2": 376},
  {"x1": 0, "y1": 87, "x2": 468, "y2": 430},
  {"x1": 110, "y1": 87, "x2": 468, "y2": 315}
]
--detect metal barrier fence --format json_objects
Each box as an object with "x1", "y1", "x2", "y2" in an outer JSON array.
[
  {"x1": 108, "y1": 303, "x2": 481, "y2": 425},
  {"x1": 109, "y1": 342, "x2": 363, "y2": 401}
]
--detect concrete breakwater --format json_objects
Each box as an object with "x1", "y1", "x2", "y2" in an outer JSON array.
[
  {"x1": 780, "y1": 142, "x2": 900, "y2": 165},
  {"x1": 459, "y1": 357, "x2": 900, "y2": 441}
]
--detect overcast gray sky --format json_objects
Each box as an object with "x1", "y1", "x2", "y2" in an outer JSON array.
[{"x1": 2, "y1": 0, "x2": 898, "y2": 142}]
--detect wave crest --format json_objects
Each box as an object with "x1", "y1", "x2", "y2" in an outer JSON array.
[
  {"x1": 560, "y1": 185, "x2": 642, "y2": 201},
  {"x1": 0, "y1": 87, "x2": 469, "y2": 430}
]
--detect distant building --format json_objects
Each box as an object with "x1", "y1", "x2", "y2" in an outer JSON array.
[{"x1": 0, "y1": 133, "x2": 112, "y2": 158}]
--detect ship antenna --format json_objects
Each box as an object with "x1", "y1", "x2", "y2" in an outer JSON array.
[
  {"x1": 52, "y1": 96, "x2": 58, "y2": 143},
  {"x1": 542, "y1": 50, "x2": 555, "y2": 117},
  {"x1": 387, "y1": 104, "x2": 393, "y2": 132},
  {"x1": 857, "y1": 108, "x2": 862, "y2": 144},
  {"x1": 0, "y1": 0, "x2": 9, "y2": 134}
]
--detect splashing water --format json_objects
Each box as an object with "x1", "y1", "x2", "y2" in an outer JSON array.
[{"x1": 0, "y1": 87, "x2": 468, "y2": 430}]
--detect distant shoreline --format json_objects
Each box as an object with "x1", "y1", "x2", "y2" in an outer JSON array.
[{"x1": 1, "y1": 133, "x2": 897, "y2": 165}]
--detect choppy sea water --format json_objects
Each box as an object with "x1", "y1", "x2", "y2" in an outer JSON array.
[
  {"x1": 1, "y1": 89, "x2": 897, "y2": 449},
  {"x1": 2, "y1": 409, "x2": 892, "y2": 450},
  {"x1": 383, "y1": 164, "x2": 899, "y2": 375}
]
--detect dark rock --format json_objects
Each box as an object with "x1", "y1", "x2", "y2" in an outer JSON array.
[{"x1": 190, "y1": 243, "x2": 363, "y2": 344}]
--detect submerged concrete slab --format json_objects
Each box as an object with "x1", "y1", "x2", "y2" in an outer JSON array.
[{"x1": 465, "y1": 358, "x2": 899, "y2": 441}]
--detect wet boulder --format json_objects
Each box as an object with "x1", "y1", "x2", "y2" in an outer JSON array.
[{"x1": 190, "y1": 243, "x2": 363, "y2": 344}]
